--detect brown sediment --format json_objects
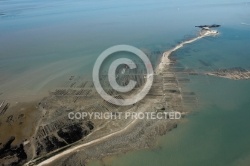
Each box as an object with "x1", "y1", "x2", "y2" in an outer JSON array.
[
  {"x1": 25, "y1": 29, "x2": 218, "y2": 166},
  {"x1": 0, "y1": 101, "x2": 42, "y2": 165},
  {"x1": 2, "y1": 29, "x2": 219, "y2": 166},
  {"x1": 0, "y1": 102, "x2": 41, "y2": 146},
  {"x1": 206, "y1": 67, "x2": 250, "y2": 80}
]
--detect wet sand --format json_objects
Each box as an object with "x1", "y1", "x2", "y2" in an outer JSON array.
[{"x1": 29, "y1": 29, "x2": 219, "y2": 166}]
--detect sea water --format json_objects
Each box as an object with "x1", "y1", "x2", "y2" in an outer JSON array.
[
  {"x1": 1, "y1": 0, "x2": 250, "y2": 165},
  {"x1": 86, "y1": 1, "x2": 250, "y2": 166}
]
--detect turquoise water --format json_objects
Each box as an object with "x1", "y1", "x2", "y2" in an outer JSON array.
[
  {"x1": 1, "y1": 0, "x2": 250, "y2": 165},
  {"x1": 89, "y1": 78, "x2": 250, "y2": 166},
  {"x1": 86, "y1": 1, "x2": 250, "y2": 166},
  {"x1": 89, "y1": 26, "x2": 250, "y2": 166}
]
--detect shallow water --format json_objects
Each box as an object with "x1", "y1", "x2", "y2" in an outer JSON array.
[
  {"x1": 84, "y1": 1, "x2": 250, "y2": 166},
  {"x1": 1, "y1": 0, "x2": 250, "y2": 165}
]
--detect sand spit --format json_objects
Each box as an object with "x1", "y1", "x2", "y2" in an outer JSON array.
[
  {"x1": 0, "y1": 28, "x2": 218, "y2": 166},
  {"x1": 156, "y1": 29, "x2": 218, "y2": 74},
  {"x1": 21, "y1": 29, "x2": 220, "y2": 166}
]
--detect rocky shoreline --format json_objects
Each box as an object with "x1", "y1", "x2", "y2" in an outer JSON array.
[{"x1": 206, "y1": 67, "x2": 250, "y2": 80}]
